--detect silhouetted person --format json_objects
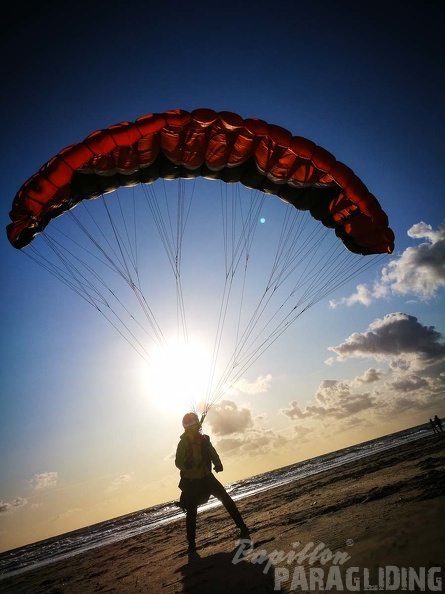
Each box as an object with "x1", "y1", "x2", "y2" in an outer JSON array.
[
  {"x1": 429, "y1": 418, "x2": 438, "y2": 434},
  {"x1": 175, "y1": 412, "x2": 250, "y2": 555},
  {"x1": 434, "y1": 415, "x2": 443, "y2": 433}
]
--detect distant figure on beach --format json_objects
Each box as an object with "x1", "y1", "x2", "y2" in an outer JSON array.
[
  {"x1": 175, "y1": 412, "x2": 250, "y2": 554},
  {"x1": 434, "y1": 415, "x2": 443, "y2": 433},
  {"x1": 429, "y1": 418, "x2": 438, "y2": 434}
]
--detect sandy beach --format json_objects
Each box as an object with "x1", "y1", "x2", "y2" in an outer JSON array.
[{"x1": 2, "y1": 433, "x2": 444, "y2": 593}]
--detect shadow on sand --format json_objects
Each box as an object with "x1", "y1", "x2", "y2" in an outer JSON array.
[{"x1": 177, "y1": 545, "x2": 279, "y2": 593}]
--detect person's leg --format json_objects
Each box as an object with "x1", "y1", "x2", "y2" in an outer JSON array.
[
  {"x1": 185, "y1": 505, "x2": 198, "y2": 551},
  {"x1": 208, "y1": 475, "x2": 249, "y2": 535}
]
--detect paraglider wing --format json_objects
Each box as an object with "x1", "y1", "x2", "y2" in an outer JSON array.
[
  {"x1": 7, "y1": 108, "x2": 394, "y2": 255},
  {"x1": 6, "y1": 108, "x2": 397, "y2": 412}
]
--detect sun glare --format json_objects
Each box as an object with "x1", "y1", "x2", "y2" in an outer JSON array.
[{"x1": 145, "y1": 340, "x2": 213, "y2": 413}]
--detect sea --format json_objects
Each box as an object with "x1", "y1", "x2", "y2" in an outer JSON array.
[{"x1": 0, "y1": 423, "x2": 433, "y2": 580}]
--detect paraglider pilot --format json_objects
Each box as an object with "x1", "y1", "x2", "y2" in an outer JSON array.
[
  {"x1": 434, "y1": 415, "x2": 443, "y2": 433},
  {"x1": 175, "y1": 412, "x2": 250, "y2": 554}
]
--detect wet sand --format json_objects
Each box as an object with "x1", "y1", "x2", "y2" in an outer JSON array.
[{"x1": 2, "y1": 433, "x2": 444, "y2": 593}]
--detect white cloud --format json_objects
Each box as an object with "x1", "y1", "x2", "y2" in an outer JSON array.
[
  {"x1": 29, "y1": 471, "x2": 58, "y2": 490},
  {"x1": 351, "y1": 368, "x2": 386, "y2": 386},
  {"x1": 293, "y1": 424, "x2": 315, "y2": 440},
  {"x1": 233, "y1": 374, "x2": 272, "y2": 395},
  {"x1": 329, "y1": 313, "x2": 445, "y2": 375},
  {"x1": 282, "y1": 381, "x2": 376, "y2": 420},
  {"x1": 0, "y1": 470, "x2": 58, "y2": 515},
  {"x1": 282, "y1": 314, "x2": 445, "y2": 424},
  {"x1": 105, "y1": 473, "x2": 134, "y2": 493},
  {"x1": 378, "y1": 222, "x2": 445, "y2": 298},
  {"x1": 330, "y1": 283, "x2": 373, "y2": 308},
  {"x1": 281, "y1": 400, "x2": 309, "y2": 420},
  {"x1": 206, "y1": 400, "x2": 254, "y2": 435},
  {"x1": 203, "y1": 398, "x2": 289, "y2": 456},
  {"x1": 330, "y1": 221, "x2": 445, "y2": 307},
  {"x1": 50, "y1": 508, "x2": 82, "y2": 521},
  {"x1": 215, "y1": 427, "x2": 288, "y2": 457},
  {"x1": 0, "y1": 497, "x2": 28, "y2": 514}
]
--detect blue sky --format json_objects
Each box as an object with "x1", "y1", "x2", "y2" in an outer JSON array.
[{"x1": 1, "y1": 1, "x2": 444, "y2": 552}]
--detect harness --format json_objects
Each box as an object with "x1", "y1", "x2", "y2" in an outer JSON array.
[
  {"x1": 181, "y1": 433, "x2": 212, "y2": 476},
  {"x1": 178, "y1": 433, "x2": 213, "y2": 510}
]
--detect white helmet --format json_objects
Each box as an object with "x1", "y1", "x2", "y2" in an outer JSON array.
[{"x1": 182, "y1": 412, "x2": 199, "y2": 428}]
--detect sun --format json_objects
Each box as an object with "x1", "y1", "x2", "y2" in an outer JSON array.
[{"x1": 145, "y1": 340, "x2": 213, "y2": 413}]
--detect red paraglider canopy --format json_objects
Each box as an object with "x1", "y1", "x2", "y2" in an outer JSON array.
[{"x1": 7, "y1": 108, "x2": 394, "y2": 255}]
